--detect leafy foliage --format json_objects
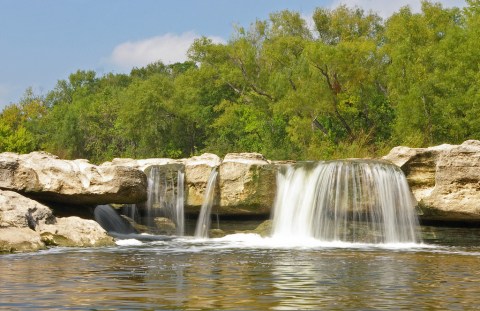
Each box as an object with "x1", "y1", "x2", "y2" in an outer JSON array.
[{"x1": 1, "y1": 2, "x2": 478, "y2": 162}]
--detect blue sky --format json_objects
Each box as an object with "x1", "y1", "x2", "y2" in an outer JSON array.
[{"x1": 0, "y1": 0, "x2": 465, "y2": 110}]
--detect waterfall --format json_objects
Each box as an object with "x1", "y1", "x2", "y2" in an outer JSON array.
[
  {"x1": 271, "y1": 160, "x2": 420, "y2": 244},
  {"x1": 143, "y1": 165, "x2": 185, "y2": 235},
  {"x1": 94, "y1": 205, "x2": 136, "y2": 234},
  {"x1": 122, "y1": 204, "x2": 139, "y2": 223},
  {"x1": 175, "y1": 171, "x2": 185, "y2": 236},
  {"x1": 194, "y1": 167, "x2": 218, "y2": 238}
]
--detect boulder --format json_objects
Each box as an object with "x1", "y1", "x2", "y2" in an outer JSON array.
[
  {"x1": 251, "y1": 219, "x2": 273, "y2": 237},
  {"x1": 185, "y1": 153, "x2": 221, "y2": 208},
  {"x1": 209, "y1": 228, "x2": 227, "y2": 238},
  {"x1": 0, "y1": 189, "x2": 55, "y2": 229},
  {"x1": 153, "y1": 217, "x2": 177, "y2": 235},
  {"x1": 39, "y1": 217, "x2": 115, "y2": 247},
  {"x1": 0, "y1": 228, "x2": 45, "y2": 253},
  {"x1": 0, "y1": 189, "x2": 114, "y2": 252},
  {"x1": 383, "y1": 140, "x2": 480, "y2": 223},
  {"x1": 0, "y1": 151, "x2": 147, "y2": 205},
  {"x1": 218, "y1": 153, "x2": 278, "y2": 215}
]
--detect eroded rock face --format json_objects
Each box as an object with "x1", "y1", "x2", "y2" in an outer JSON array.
[
  {"x1": 0, "y1": 189, "x2": 114, "y2": 253},
  {"x1": 0, "y1": 228, "x2": 45, "y2": 253},
  {"x1": 185, "y1": 153, "x2": 221, "y2": 208},
  {"x1": 383, "y1": 140, "x2": 480, "y2": 223},
  {"x1": 0, "y1": 189, "x2": 55, "y2": 229},
  {"x1": 0, "y1": 151, "x2": 147, "y2": 205},
  {"x1": 181, "y1": 153, "x2": 278, "y2": 215},
  {"x1": 218, "y1": 153, "x2": 278, "y2": 215}
]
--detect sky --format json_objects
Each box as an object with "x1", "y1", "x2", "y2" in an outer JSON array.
[{"x1": 0, "y1": 0, "x2": 466, "y2": 110}]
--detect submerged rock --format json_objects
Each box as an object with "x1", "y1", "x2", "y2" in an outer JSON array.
[
  {"x1": 0, "y1": 151, "x2": 147, "y2": 205},
  {"x1": 153, "y1": 217, "x2": 176, "y2": 235},
  {"x1": 383, "y1": 140, "x2": 480, "y2": 223},
  {"x1": 252, "y1": 219, "x2": 273, "y2": 237},
  {"x1": 209, "y1": 228, "x2": 227, "y2": 238}
]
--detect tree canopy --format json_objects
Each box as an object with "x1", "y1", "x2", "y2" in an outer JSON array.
[{"x1": 1, "y1": 1, "x2": 479, "y2": 163}]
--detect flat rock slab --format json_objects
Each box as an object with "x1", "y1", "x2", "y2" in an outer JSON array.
[{"x1": 0, "y1": 151, "x2": 147, "y2": 205}]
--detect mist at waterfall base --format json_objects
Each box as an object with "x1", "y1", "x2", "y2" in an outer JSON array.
[{"x1": 3, "y1": 161, "x2": 480, "y2": 310}]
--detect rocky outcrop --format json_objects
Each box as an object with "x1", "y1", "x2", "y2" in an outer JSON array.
[
  {"x1": 0, "y1": 189, "x2": 114, "y2": 253},
  {"x1": 383, "y1": 140, "x2": 480, "y2": 223},
  {"x1": 4, "y1": 142, "x2": 478, "y2": 233},
  {"x1": 217, "y1": 153, "x2": 278, "y2": 215},
  {"x1": 185, "y1": 153, "x2": 221, "y2": 208},
  {"x1": 0, "y1": 151, "x2": 147, "y2": 205},
  {"x1": 0, "y1": 189, "x2": 55, "y2": 229}
]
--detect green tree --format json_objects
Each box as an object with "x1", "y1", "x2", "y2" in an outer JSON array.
[
  {"x1": 0, "y1": 88, "x2": 45, "y2": 153},
  {"x1": 384, "y1": 2, "x2": 466, "y2": 146}
]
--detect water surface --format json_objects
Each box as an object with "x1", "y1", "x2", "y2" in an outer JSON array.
[{"x1": 1, "y1": 226, "x2": 479, "y2": 310}]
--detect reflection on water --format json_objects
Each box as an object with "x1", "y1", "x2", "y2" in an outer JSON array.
[{"x1": 0, "y1": 226, "x2": 479, "y2": 310}]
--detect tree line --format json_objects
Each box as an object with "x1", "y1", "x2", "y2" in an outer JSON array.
[{"x1": 1, "y1": 1, "x2": 479, "y2": 163}]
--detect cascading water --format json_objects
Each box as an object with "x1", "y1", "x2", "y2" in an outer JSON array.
[
  {"x1": 271, "y1": 160, "x2": 421, "y2": 244},
  {"x1": 143, "y1": 165, "x2": 185, "y2": 235},
  {"x1": 94, "y1": 205, "x2": 136, "y2": 234},
  {"x1": 175, "y1": 170, "x2": 185, "y2": 236},
  {"x1": 194, "y1": 167, "x2": 218, "y2": 238},
  {"x1": 122, "y1": 204, "x2": 139, "y2": 223}
]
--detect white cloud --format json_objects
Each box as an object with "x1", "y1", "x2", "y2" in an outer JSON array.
[
  {"x1": 330, "y1": 0, "x2": 466, "y2": 18},
  {"x1": 109, "y1": 32, "x2": 225, "y2": 70}
]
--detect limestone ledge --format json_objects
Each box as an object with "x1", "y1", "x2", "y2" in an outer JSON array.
[
  {"x1": 383, "y1": 140, "x2": 480, "y2": 224},
  {"x1": 1, "y1": 140, "x2": 479, "y2": 233}
]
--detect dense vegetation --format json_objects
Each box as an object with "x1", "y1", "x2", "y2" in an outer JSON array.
[{"x1": 1, "y1": 1, "x2": 479, "y2": 163}]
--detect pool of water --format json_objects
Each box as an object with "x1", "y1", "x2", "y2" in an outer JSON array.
[{"x1": 1, "y1": 225, "x2": 479, "y2": 310}]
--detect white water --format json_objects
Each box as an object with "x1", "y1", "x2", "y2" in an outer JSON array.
[
  {"x1": 272, "y1": 160, "x2": 420, "y2": 244},
  {"x1": 194, "y1": 168, "x2": 218, "y2": 238},
  {"x1": 175, "y1": 171, "x2": 185, "y2": 236}
]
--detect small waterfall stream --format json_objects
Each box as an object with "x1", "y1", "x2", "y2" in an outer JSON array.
[
  {"x1": 143, "y1": 165, "x2": 185, "y2": 235},
  {"x1": 94, "y1": 205, "x2": 136, "y2": 234},
  {"x1": 194, "y1": 167, "x2": 218, "y2": 238},
  {"x1": 271, "y1": 160, "x2": 420, "y2": 243},
  {"x1": 175, "y1": 171, "x2": 185, "y2": 236}
]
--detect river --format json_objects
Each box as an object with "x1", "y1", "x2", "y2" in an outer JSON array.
[{"x1": 1, "y1": 224, "x2": 479, "y2": 310}]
